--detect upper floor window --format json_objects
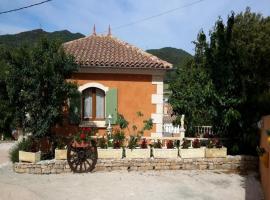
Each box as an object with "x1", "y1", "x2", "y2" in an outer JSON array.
[{"x1": 82, "y1": 88, "x2": 105, "y2": 120}]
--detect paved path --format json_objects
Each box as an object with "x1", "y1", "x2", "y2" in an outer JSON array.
[
  {"x1": 0, "y1": 142, "x2": 14, "y2": 167},
  {"x1": 0, "y1": 142, "x2": 264, "y2": 200}
]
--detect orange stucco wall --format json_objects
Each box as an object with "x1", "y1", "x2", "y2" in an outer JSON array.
[
  {"x1": 59, "y1": 73, "x2": 156, "y2": 137},
  {"x1": 260, "y1": 115, "x2": 270, "y2": 200}
]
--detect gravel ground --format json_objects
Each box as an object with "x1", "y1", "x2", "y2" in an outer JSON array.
[{"x1": 0, "y1": 142, "x2": 264, "y2": 200}]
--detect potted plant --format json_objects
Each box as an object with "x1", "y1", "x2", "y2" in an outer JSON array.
[
  {"x1": 152, "y1": 140, "x2": 178, "y2": 158},
  {"x1": 123, "y1": 112, "x2": 153, "y2": 159},
  {"x1": 19, "y1": 137, "x2": 41, "y2": 163},
  {"x1": 257, "y1": 146, "x2": 269, "y2": 168},
  {"x1": 72, "y1": 127, "x2": 95, "y2": 148},
  {"x1": 97, "y1": 130, "x2": 124, "y2": 159},
  {"x1": 125, "y1": 136, "x2": 150, "y2": 158},
  {"x1": 180, "y1": 138, "x2": 205, "y2": 158},
  {"x1": 54, "y1": 136, "x2": 67, "y2": 160},
  {"x1": 205, "y1": 138, "x2": 227, "y2": 158}
]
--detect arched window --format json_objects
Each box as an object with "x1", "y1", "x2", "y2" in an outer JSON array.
[{"x1": 82, "y1": 88, "x2": 105, "y2": 120}]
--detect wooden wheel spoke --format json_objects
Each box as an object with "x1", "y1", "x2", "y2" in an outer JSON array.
[{"x1": 67, "y1": 144, "x2": 97, "y2": 173}]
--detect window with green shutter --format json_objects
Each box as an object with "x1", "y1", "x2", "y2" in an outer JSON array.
[{"x1": 106, "y1": 88, "x2": 118, "y2": 124}]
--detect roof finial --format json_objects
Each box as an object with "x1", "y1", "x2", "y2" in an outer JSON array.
[
  {"x1": 92, "y1": 24, "x2": 96, "y2": 36},
  {"x1": 108, "y1": 25, "x2": 111, "y2": 36}
]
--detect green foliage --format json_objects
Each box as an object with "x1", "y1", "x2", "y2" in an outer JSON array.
[
  {"x1": 0, "y1": 46, "x2": 14, "y2": 138},
  {"x1": 170, "y1": 8, "x2": 270, "y2": 154},
  {"x1": 142, "y1": 118, "x2": 153, "y2": 131},
  {"x1": 153, "y1": 140, "x2": 162, "y2": 148},
  {"x1": 112, "y1": 129, "x2": 125, "y2": 149},
  {"x1": 97, "y1": 137, "x2": 108, "y2": 149},
  {"x1": 181, "y1": 139, "x2": 191, "y2": 149},
  {"x1": 68, "y1": 91, "x2": 82, "y2": 125},
  {"x1": 169, "y1": 60, "x2": 215, "y2": 135},
  {"x1": 116, "y1": 112, "x2": 153, "y2": 136},
  {"x1": 5, "y1": 39, "x2": 78, "y2": 138},
  {"x1": 207, "y1": 138, "x2": 222, "y2": 148},
  {"x1": 53, "y1": 135, "x2": 68, "y2": 149},
  {"x1": 116, "y1": 114, "x2": 129, "y2": 130},
  {"x1": 128, "y1": 135, "x2": 139, "y2": 149}
]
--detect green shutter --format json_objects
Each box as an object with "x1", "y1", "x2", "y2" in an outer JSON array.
[
  {"x1": 68, "y1": 91, "x2": 81, "y2": 125},
  {"x1": 106, "y1": 88, "x2": 118, "y2": 124}
]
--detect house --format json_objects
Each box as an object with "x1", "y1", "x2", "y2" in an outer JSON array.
[{"x1": 59, "y1": 28, "x2": 172, "y2": 137}]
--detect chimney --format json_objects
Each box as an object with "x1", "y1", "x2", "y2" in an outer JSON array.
[
  {"x1": 92, "y1": 24, "x2": 96, "y2": 36},
  {"x1": 108, "y1": 25, "x2": 111, "y2": 36}
]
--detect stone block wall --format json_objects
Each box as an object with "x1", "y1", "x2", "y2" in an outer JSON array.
[{"x1": 13, "y1": 155, "x2": 258, "y2": 174}]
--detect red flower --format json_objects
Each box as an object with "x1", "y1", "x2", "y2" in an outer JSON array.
[{"x1": 80, "y1": 133, "x2": 86, "y2": 140}]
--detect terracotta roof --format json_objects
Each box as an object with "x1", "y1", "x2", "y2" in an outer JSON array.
[{"x1": 63, "y1": 34, "x2": 172, "y2": 69}]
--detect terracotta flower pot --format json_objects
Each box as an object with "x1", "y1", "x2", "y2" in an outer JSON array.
[{"x1": 72, "y1": 141, "x2": 90, "y2": 148}]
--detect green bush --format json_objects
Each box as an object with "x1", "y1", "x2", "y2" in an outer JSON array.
[
  {"x1": 9, "y1": 138, "x2": 32, "y2": 163},
  {"x1": 128, "y1": 136, "x2": 139, "y2": 149}
]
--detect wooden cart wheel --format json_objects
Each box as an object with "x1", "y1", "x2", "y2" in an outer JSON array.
[{"x1": 67, "y1": 143, "x2": 97, "y2": 173}]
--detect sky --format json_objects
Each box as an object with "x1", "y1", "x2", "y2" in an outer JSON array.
[{"x1": 0, "y1": 0, "x2": 270, "y2": 54}]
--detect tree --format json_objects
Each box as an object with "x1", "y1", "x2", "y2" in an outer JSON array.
[
  {"x1": 5, "y1": 39, "x2": 78, "y2": 138},
  {"x1": 169, "y1": 57, "x2": 215, "y2": 135},
  {"x1": 170, "y1": 8, "x2": 270, "y2": 154},
  {"x1": 0, "y1": 46, "x2": 14, "y2": 138}
]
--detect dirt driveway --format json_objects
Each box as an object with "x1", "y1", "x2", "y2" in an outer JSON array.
[{"x1": 0, "y1": 142, "x2": 264, "y2": 200}]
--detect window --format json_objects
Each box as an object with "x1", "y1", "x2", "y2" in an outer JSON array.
[{"x1": 82, "y1": 88, "x2": 105, "y2": 120}]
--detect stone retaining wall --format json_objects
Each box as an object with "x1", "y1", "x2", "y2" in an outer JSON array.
[{"x1": 13, "y1": 155, "x2": 258, "y2": 174}]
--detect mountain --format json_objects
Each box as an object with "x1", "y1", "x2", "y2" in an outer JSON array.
[
  {"x1": 0, "y1": 29, "x2": 85, "y2": 47},
  {"x1": 146, "y1": 47, "x2": 192, "y2": 68},
  {"x1": 147, "y1": 47, "x2": 193, "y2": 83}
]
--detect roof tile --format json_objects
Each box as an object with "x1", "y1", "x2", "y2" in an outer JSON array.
[{"x1": 63, "y1": 35, "x2": 172, "y2": 69}]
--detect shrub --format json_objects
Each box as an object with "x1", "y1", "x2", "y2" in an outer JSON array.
[
  {"x1": 9, "y1": 138, "x2": 34, "y2": 163},
  {"x1": 54, "y1": 136, "x2": 67, "y2": 149},
  {"x1": 128, "y1": 135, "x2": 139, "y2": 149},
  {"x1": 181, "y1": 139, "x2": 191, "y2": 149},
  {"x1": 97, "y1": 137, "x2": 108, "y2": 149},
  {"x1": 153, "y1": 140, "x2": 162, "y2": 148},
  {"x1": 166, "y1": 140, "x2": 174, "y2": 149},
  {"x1": 192, "y1": 139, "x2": 201, "y2": 148},
  {"x1": 112, "y1": 129, "x2": 125, "y2": 149},
  {"x1": 174, "y1": 140, "x2": 180, "y2": 149},
  {"x1": 207, "y1": 138, "x2": 222, "y2": 148},
  {"x1": 140, "y1": 138, "x2": 148, "y2": 149}
]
